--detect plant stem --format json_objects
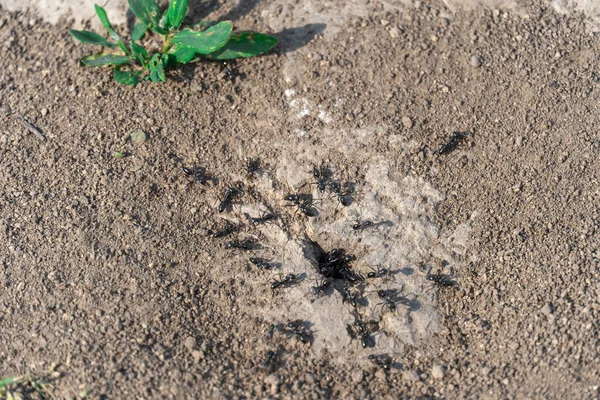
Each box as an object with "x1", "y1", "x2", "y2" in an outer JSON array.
[{"x1": 161, "y1": 35, "x2": 171, "y2": 53}]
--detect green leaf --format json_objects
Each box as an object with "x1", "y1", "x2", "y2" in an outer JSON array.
[
  {"x1": 172, "y1": 21, "x2": 232, "y2": 54},
  {"x1": 149, "y1": 70, "x2": 162, "y2": 82},
  {"x1": 94, "y1": 4, "x2": 130, "y2": 55},
  {"x1": 69, "y1": 29, "x2": 117, "y2": 48},
  {"x1": 168, "y1": 44, "x2": 196, "y2": 64},
  {"x1": 114, "y1": 69, "x2": 140, "y2": 86},
  {"x1": 131, "y1": 43, "x2": 148, "y2": 64},
  {"x1": 128, "y1": 0, "x2": 160, "y2": 27},
  {"x1": 132, "y1": 22, "x2": 147, "y2": 42},
  {"x1": 0, "y1": 376, "x2": 22, "y2": 389},
  {"x1": 167, "y1": 0, "x2": 188, "y2": 29},
  {"x1": 160, "y1": 9, "x2": 170, "y2": 29},
  {"x1": 150, "y1": 25, "x2": 169, "y2": 35},
  {"x1": 80, "y1": 54, "x2": 131, "y2": 66},
  {"x1": 209, "y1": 32, "x2": 278, "y2": 60},
  {"x1": 191, "y1": 21, "x2": 219, "y2": 31},
  {"x1": 148, "y1": 53, "x2": 167, "y2": 82},
  {"x1": 94, "y1": 4, "x2": 119, "y2": 42}
]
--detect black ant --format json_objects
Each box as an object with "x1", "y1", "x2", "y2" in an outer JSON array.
[
  {"x1": 352, "y1": 220, "x2": 374, "y2": 231},
  {"x1": 287, "y1": 319, "x2": 304, "y2": 330},
  {"x1": 284, "y1": 194, "x2": 319, "y2": 217},
  {"x1": 376, "y1": 288, "x2": 412, "y2": 311},
  {"x1": 249, "y1": 257, "x2": 275, "y2": 270},
  {"x1": 439, "y1": 131, "x2": 469, "y2": 155},
  {"x1": 345, "y1": 324, "x2": 357, "y2": 341},
  {"x1": 359, "y1": 323, "x2": 378, "y2": 348},
  {"x1": 221, "y1": 60, "x2": 238, "y2": 82},
  {"x1": 376, "y1": 289, "x2": 398, "y2": 311},
  {"x1": 210, "y1": 220, "x2": 238, "y2": 238},
  {"x1": 311, "y1": 276, "x2": 334, "y2": 298},
  {"x1": 346, "y1": 324, "x2": 358, "y2": 341},
  {"x1": 368, "y1": 354, "x2": 394, "y2": 370},
  {"x1": 182, "y1": 166, "x2": 209, "y2": 186},
  {"x1": 322, "y1": 249, "x2": 355, "y2": 269},
  {"x1": 271, "y1": 274, "x2": 302, "y2": 291},
  {"x1": 262, "y1": 348, "x2": 282, "y2": 372},
  {"x1": 348, "y1": 313, "x2": 379, "y2": 348},
  {"x1": 312, "y1": 164, "x2": 331, "y2": 192},
  {"x1": 248, "y1": 211, "x2": 278, "y2": 225},
  {"x1": 317, "y1": 248, "x2": 363, "y2": 283},
  {"x1": 329, "y1": 181, "x2": 353, "y2": 207},
  {"x1": 225, "y1": 238, "x2": 259, "y2": 251},
  {"x1": 301, "y1": 163, "x2": 332, "y2": 193},
  {"x1": 336, "y1": 286, "x2": 362, "y2": 308},
  {"x1": 283, "y1": 320, "x2": 313, "y2": 344},
  {"x1": 367, "y1": 265, "x2": 394, "y2": 281},
  {"x1": 283, "y1": 194, "x2": 302, "y2": 203},
  {"x1": 340, "y1": 268, "x2": 364, "y2": 284},
  {"x1": 218, "y1": 184, "x2": 243, "y2": 213},
  {"x1": 247, "y1": 157, "x2": 261, "y2": 178},
  {"x1": 296, "y1": 200, "x2": 318, "y2": 217},
  {"x1": 426, "y1": 272, "x2": 457, "y2": 287}
]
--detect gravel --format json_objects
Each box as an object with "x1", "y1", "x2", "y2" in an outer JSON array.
[
  {"x1": 351, "y1": 369, "x2": 364, "y2": 384},
  {"x1": 470, "y1": 54, "x2": 482, "y2": 68},
  {"x1": 403, "y1": 370, "x2": 421, "y2": 382},
  {"x1": 184, "y1": 336, "x2": 197, "y2": 351},
  {"x1": 431, "y1": 365, "x2": 445, "y2": 380}
]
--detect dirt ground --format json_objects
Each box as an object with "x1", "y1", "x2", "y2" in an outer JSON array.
[{"x1": 1, "y1": 0, "x2": 600, "y2": 398}]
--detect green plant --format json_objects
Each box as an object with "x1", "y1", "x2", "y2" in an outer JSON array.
[
  {"x1": 1, "y1": 375, "x2": 50, "y2": 399},
  {"x1": 69, "y1": 0, "x2": 278, "y2": 86}
]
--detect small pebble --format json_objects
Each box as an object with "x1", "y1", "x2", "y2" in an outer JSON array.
[
  {"x1": 351, "y1": 369, "x2": 364, "y2": 383},
  {"x1": 264, "y1": 374, "x2": 281, "y2": 395},
  {"x1": 541, "y1": 303, "x2": 554, "y2": 315},
  {"x1": 305, "y1": 373, "x2": 317, "y2": 384},
  {"x1": 403, "y1": 370, "x2": 420, "y2": 382},
  {"x1": 131, "y1": 130, "x2": 147, "y2": 144},
  {"x1": 264, "y1": 374, "x2": 280, "y2": 386},
  {"x1": 431, "y1": 365, "x2": 445, "y2": 379},
  {"x1": 470, "y1": 55, "x2": 482, "y2": 68},
  {"x1": 41, "y1": 108, "x2": 48, "y2": 117},
  {"x1": 402, "y1": 116, "x2": 413, "y2": 129},
  {"x1": 184, "y1": 336, "x2": 197, "y2": 351},
  {"x1": 191, "y1": 350, "x2": 204, "y2": 362},
  {"x1": 375, "y1": 369, "x2": 387, "y2": 380}
]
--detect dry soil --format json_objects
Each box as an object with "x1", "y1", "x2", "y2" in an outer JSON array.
[{"x1": 1, "y1": 0, "x2": 600, "y2": 399}]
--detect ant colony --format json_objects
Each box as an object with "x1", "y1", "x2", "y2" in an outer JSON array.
[{"x1": 189, "y1": 155, "x2": 462, "y2": 368}]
